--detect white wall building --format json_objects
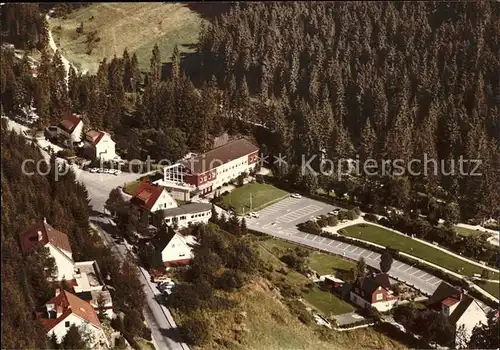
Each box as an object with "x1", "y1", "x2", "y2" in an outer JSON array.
[
  {"x1": 19, "y1": 219, "x2": 75, "y2": 281},
  {"x1": 161, "y1": 233, "x2": 197, "y2": 267},
  {"x1": 156, "y1": 203, "x2": 212, "y2": 229},
  {"x1": 57, "y1": 113, "x2": 83, "y2": 143},
  {"x1": 85, "y1": 130, "x2": 116, "y2": 161},
  {"x1": 39, "y1": 290, "x2": 108, "y2": 348}
]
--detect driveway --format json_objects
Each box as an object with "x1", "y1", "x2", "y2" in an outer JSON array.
[
  {"x1": 91, "y1": 216, "x2": 189, "y2": 350},
  {"x1": 246, "y1": 197, "x2": 443, "y2": 296},
  {"x1": 74, "y1": 169, "x2": 142, "y2": 212}
]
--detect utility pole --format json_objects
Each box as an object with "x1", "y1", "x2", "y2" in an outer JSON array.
[{"x1": 250, "y1": 193, "x2": 252, "y2": 212}]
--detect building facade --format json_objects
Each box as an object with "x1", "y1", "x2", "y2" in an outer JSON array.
[
  {"x1": 84, "y1": 130, "x2": 116, "y2": 161},
  {"x1": 57, "y1": 113, "x2": 83, "y2": 143},
  {"x1": 161, "y1": 233, "x2": 197, "y2": 267},
  {"x1": 163, "y1": 138, "x2": 260, "y2": 196},
  {"x1": 156, "y1": 203, "x2": 212, "y2": 229},
  {"x1": 349, "y1": 273, "x2": 398, "y2": 312}
]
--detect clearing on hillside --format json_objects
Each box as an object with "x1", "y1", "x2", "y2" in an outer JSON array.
[{"x1": 49, "y1": 3, "x2": 206, "y2": 74}]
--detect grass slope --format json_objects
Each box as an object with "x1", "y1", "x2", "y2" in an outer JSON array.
[
  {"x1": 49, "y1": 3, "x2": 205, "y2": 73},
  {"x1": 222, "y1": 183, "x2": 289, "y2": 214},
  {"x1": 342, "y1": 224, "x2": 499, "y2": 279}
]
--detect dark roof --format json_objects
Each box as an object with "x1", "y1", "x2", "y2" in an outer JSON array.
[
  {"x1": 58, "y1": 113, "x2": 81, "y2": 133},
  {"x1": 373, "y1": 273, "x2": 392, "y2": 289},
  {"x1": 19, "y1": 220, "x2": 72, "y2": 256},
  {"x1": 158, "y1": 203, "x2": 212, "y2": 218},
  {"x1": 85, "y1": 130, "x2": 106, "y2": 145},
  {"x1": 426, "y1": 281, "x2": 462, "y2": 307},
  {"x1": 353, "y1": 273, "x2": 391, "y2": 302},
  {"x1": 130, "y1": 182, "x2": 165, "y2": 211},
  {"x1": 181, "y1": 138, "x2": 259, "y2": 175},
  {"x1": 448, "y1": 295, "x2": 475, "y2": 325}
]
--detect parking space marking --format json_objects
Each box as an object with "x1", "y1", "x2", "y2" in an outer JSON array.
[
  {"x1": 426, "y1": 276, "x2": 436, "y2": 283},
  {"x1": 357, "y1": 249, "x2": 366, "y2": 255},
  {"x1": 328, "y1": 241, "x2": 335, "y2": 246},
  {"x1": 320, "y1": 237, "x2": 326, "y2": 244},
  {"x1": 337, "y1": 243, "x2": 345, "y2": 249},
  {"x1": 403, "y1": 266, "x2": 413, "y2": 272},
  {"x1": 393, "y1": 262, "x2": 403, "y2": 269},
  {"x1": 351, "y1": 247, "x2": 359, "y2": 254},
  {"x1": 277, "y1": 205, "x2": 323, "y2": 223}
]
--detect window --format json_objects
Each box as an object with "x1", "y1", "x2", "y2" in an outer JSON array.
[
  {"x1": 179, "y1": 253, "x2": 185, "y2": 257},
  {"x1": 65, "y1": 321, "x2": 70, "y2": 327},
  {"x1": 375, "y1": 293, "x2": 383, "y2": 301}
]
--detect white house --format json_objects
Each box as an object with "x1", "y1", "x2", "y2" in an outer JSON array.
[
  {"x1": 427, "y1": 282, "x2": 489, "y2": 347},
  {"x1": 57, "y1": 113, "x2": 83, "y2": 143},
  {"x1": 161, "y1": 233, "x2": 197, "y2": 267},
  {"x1": 37, "y1": 290, "x2": 108, "y2": 348},
  {"x1": 350, "y1": 273, "x2": 399, "y2": 312},
  {"x1": 84, "y1": 130, "x2": 116, "y2": 161},
  {"x1": 156, "y1": 203, "x2": 212, "y2": 229},
  {"x1": 19, "y1": 219, "x2": 75, "y2": 281},
  {"x1": 20, "y1": 220, "x2": 115, "y2": 319},
  {"x1": 163, "y1": 138, "x2": 260, "y2": 196},
  {"x1": 131, "y1": 182, "x2": 178, "y2": 216}
]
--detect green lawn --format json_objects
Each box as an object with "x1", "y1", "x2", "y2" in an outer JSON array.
[
  {"x1": 302, "y1": 287, "x2": 354, "y2": 316},
  {"x1": 477, "y1": 281, "x2": 500, "y2": 298},
  {"x1": 308, "y1": 252, "x2": 356, "y2": 276},
  {"x1": 222, "y1": 183, "x2": 289, "y2": 214},
  {"x1": 341, "y1": 224, "x2": 499, "y2": 279},
  {"x1": 454, "y1": 226, "x2": 490, "y2": 237},
  {"x1": 256, "y1": 238, "x2": 354, "y2": 315}
]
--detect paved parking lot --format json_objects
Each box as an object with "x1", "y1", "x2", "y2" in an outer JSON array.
[
  {"x1": 73, "y1": 168, "x2": 143, "y2": 212},
  {"x1": 247, "y1": 196, "x2": 342, "y2": 231},
  {"x1": 246, "y1": 197, "x2": 443, "y2": 296}
]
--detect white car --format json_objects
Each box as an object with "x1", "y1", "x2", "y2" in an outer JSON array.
[
  {"x1": 89, "y1": 168, "x2": 98, "y2": 173},
  {"x1": 328, "y1": 210, "x2": 339, "y2": 216},
  {"x1": 103, "y1": 168, "x2": 111, "y2": 174},
  {"x1": 249, "y1": 212, "x2": 259, "y2": 218},
  {"x1": 291, "y1": 193, "x2": 302, "y2": 199},
  {"x1": 108, "y1": 169, "x2": 117, "y2": 175},
  {"x1": 114, "y1": 170, "x2": 122, "y2": 175}
]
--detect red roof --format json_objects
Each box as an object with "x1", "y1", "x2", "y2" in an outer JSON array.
[
  {"x1": 442, "y1": 297, "x2": 459, "y2": 307},
  {"x1": 130, "y1": 182, "x2": 165, "y2": 211},
  {"x1": 85, "y1": 130, "x2": 106, "y2": 145},
  {"x1": 58, "y1": 113, "x2": 81, "y2": 133},
  {"x1": 19, "y1": 220, "x2": 72, "y2": 256},
  {"x1": 38, "y1": 290, "x2": 101, "y2": 331}
]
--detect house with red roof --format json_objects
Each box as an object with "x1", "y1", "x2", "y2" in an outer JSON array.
[
  {"x1": 350, "y1": 273, "x2": 399, "y2": 312},
  {"x1": 37, "y1": 289, "x2": 108, "y2": 347},
  {"x1": 57, "y1": 112, "x2": 83, "y2": 143},
  {"x1": 84, "y1": 130, "x2": 116, "y2": 161},
  {"x1": 427, "y1": 281, "x2": 490, "y2": 347},
  {"x1": 131, "y1": 182, "x2": 178, "y2": 221},
  {"x1": 19, "y1": 218, "x2": 75, "y2": 281}
]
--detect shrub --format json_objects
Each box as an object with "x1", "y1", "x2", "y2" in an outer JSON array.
[
  {"x1": 56, "y1": 149, "x2": 76, "y2": 158},
  {"x1": 256, "y1": 174, "x2": 264, "y2": 183},
  {"x1": 217, "y1": 269, "x2": 245, "y2": 291},
  {"x1": 364, "y1": 213, "x2": 378, "y2": 222},
  {"x1": 180, "y1": 316, "x2": 210, "y2": 346},
  {"x1": 141, "y1": 326, "x2": 152, "y2": 341}
]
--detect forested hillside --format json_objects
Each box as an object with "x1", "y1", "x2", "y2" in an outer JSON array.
[
  {"x1": 0, "y1": 121, "x2": 147, "y2": 348},
  {"x1": 197, "y1": 1, "x2": 500, "y2": 220}
]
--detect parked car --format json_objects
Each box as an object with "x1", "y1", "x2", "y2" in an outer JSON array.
[
  {"x1": 155, "y1": 275, "x2": 172, "y2": 283},
  {"x1": 114, "y1": 170, "x2": 122, "y2": 175},
  {"x1": 291, "y1": 193, "x2": 302, "y2": 199},
  {"x1": 249, "y1": 212, "x2": 259, "y2": 218},
  {"x1": 328, "y1": 210, "x2": 340, "y2": 216},
  {"x1": 108, "y1": 169, "x2": 116, "y2": 175},
  {"x1": 103, "y1": 168, "x2": 111, "y2": 174}
]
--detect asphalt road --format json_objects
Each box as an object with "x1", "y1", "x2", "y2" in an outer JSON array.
[
  {"x1": 91, "y1": 216, "x2": 189, "y2": 350},
  {"x1": 246, "y1": 197, "x2": 444, "y2": 296}
]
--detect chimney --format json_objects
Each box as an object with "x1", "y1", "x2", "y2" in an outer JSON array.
[
  {"x1": 43, "y1": 217, "x2": 47, "y2": 224},
  {"x1": 55, "y1": 288, "x2": 61, "y2": 297},
  {"x1": 37, "y1": 230, "x2": 43, "y2": 241}
]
